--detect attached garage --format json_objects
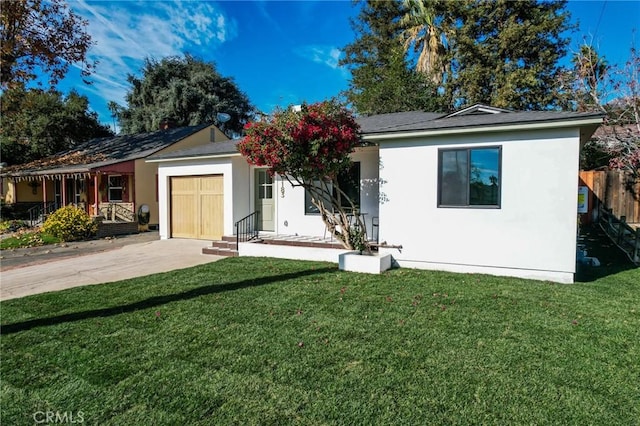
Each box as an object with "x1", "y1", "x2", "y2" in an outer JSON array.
[
  {"x1": 147, "y1": 140, "x2": 251, "y2": 241},
  {"x1": 170, "y1": 175, "x2": 224, "y2": 240}
]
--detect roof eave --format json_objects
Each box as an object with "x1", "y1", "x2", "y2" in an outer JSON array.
[
  {"x1": 362, "y1": 117, "x2": 604, "y2": 141},
  {"x1": 146, "y1": 152, "x2": 242, "y2": 163}
]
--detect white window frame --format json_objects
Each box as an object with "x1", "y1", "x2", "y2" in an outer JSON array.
[{"x1": 108, "y1": 175, "x2": 123, "y2": 202}]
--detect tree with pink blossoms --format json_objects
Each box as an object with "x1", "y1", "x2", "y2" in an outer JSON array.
[{"x1": 238, "y1": 100, "x2": 369, "y2": 251}]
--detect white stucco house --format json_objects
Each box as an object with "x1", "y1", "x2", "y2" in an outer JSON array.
[{"x1": 146, "y1": 104, "x2": 603, "y2": 283}]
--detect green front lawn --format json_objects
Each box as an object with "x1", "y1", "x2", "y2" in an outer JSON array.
[
  {"x1": 0, "y1": 230, "x2": 61, "y2": 250},
  {"x1": 1, "y1": 258, "x2": 638, "y2": 424}
]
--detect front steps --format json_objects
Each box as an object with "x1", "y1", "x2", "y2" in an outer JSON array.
[{"x1": 202, "y1": 236, "x2": 239, "y2": 257}]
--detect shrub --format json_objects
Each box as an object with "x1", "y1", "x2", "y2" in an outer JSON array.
[
  {"x1": 0, "y1": 220, "x2": 30, "y2": 234},
  {"x1": 42, "y1": 206, "x2": 97, "y2": 241}
]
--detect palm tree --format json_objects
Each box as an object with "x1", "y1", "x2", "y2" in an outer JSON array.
[
  {"x1": 107, "y1": 101, "x2": 121, "y2": 134},
  {"x1": 399, "y1": 0, "x2": 448, "y2": 86},
  {"x1": 572, "y1": 45, "x2": 609, "y2": 113}
]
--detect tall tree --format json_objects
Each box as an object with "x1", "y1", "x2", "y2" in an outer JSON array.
[
  {"x1": 571, "y1": 45, "x2": 609, "y2": 112},
  {"x1": 0, "y1": 0, "x2": 94, "y2": 88},
  {"x1": 117, "y1": 55, "x2": 254, "y2": 135},
  {"x1": 399, "y1": 0, "x2": 448, "y2": 86},
  {"x1": 343, "y1": 0, "x2": 573, "y2": 112},
  {"x1": 340, "y1": 0, "x2": 444, "y2": 115},
  {"x1": 559, "y1": 44, "x2": 639, "y2": 176},
  {"x1": 0, "y1": 87, "x2": 113, "y2": 166},
  {"x1": 445, "y1": 0, "x2": 573, "y2": 110}
]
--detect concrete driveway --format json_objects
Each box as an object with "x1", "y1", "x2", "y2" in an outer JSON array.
[{"x1": 1, "y1": 236, "x2": 221, "y2": 301}]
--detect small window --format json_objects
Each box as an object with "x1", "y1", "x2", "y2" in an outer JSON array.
[
  {"x1": 108, "y1": 175, "x2": 123, "y2": 202},
  {"x1": 335, "y1": 162, "x2": 360, "y2": 210},
  {"x1": 438, "y1": 147, "x2": 501, "y2": 208},
  {"x1": 305, "y1": 162, "x2": 360, "y2": 215},
  {"x1": 74, "y1": 180, "x2": 84, "y2": 204},
  {"x1": 257, "y1": 170, "x2": 273, "y2": 200},
  {"x1": 305, "y1": 181, "x2": 332, "y2": 215}
]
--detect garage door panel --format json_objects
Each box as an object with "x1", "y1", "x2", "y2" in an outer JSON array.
[
  {"x1": 171, "y1": 194, "x2": 197, "y2": 238},
  {"x1": 200, "y1": 193, "x2": 224, "y2": 240},
  {"x1": 170, "y1": 175, "x2": 223, "y2": 240},
  {"x1": 172, "y1": 176, "x2": 196, "y2": 193},
  {"x1": 200, "y1": 176, "x2": 224, "y2": 194}
]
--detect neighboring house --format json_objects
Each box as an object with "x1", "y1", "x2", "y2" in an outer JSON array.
[
  {"x1": 1, "y1": 121, "x2": 228, "y2": 231},
  {"x1": 148, "y1": 104, "x2": 603, "y2": 283}
]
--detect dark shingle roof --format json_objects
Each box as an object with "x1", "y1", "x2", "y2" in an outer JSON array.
[
  {"x1": 147, "y1": 139, "x2": 240, "y2": 161},
  {"x1": 140, "y1": 105, "x2": 603, "y2": 162},
  {"x1": 357, "y1": 109, "x2": 603, "y2": 135},
  {"x1": 356, "y1": 111, "x2": 443, "y2": 134},
  {"x1": 59, "y1": 124, "x2": 210, "y2": 161},
  {"x1": 2, "y1": 124, "x2": 210, "y2": 176}
]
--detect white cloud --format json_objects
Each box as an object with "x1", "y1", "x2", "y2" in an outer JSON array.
[
  {"x1": 295, "y1": 45, "x2": 342, "y2": 70},
  {"x1": 71, "y1": 0, "x2": 237, "y2": 106}
]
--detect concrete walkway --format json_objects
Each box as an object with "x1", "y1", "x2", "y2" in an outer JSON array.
[{"x1": 0, "y1": 238, "x2": 221, "y2": 301}]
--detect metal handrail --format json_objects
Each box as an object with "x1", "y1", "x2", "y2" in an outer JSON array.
[
  {"x1": 235, "y1": 211, "x2": 260, "y2": 248},
  {"x1": 27, "y1": 201, "x2": 58, "y2": 225},
  {"x1": 599, "y1": 205, "x2": 640, "y2": 264}
]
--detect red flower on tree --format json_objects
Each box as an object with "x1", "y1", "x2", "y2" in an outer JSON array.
[{"x1": 238, "y1": 99, "x2": 367, "y2": 251}]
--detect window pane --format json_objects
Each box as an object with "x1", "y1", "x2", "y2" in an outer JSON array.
[
  {"x1": 305, "y1": 181, "x2": 332, "y2": 215},
  {"x1": 305, "y1": 188, "x2": 319, "y2": 214},
  {"x1": 265, "y1": 185, "x2": 272, "y2": 199},
  {"x1": 469, "y1": 148, "x2": 500, "y2": 205},
  {"x1": 336, "y1": 162, "x2": 360, "y2": 209},
  {"x1": 109, "y1": 189, "x2": 123, "y2": 201},
  {"x1": 109, "y1": 176, "x2": 122, "y2": 187},
  {"x1": 440, "y1": 150, "x2": 468, "y2": 205}
]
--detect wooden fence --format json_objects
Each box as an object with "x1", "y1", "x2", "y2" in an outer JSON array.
[
  {"x1": 598, "y1": 204, "x2": 640, "y2": 264},
  {"x1": 579, "y1": 170, "x2": 640, "y2": 224}
]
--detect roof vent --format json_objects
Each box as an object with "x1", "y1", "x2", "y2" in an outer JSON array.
[{"x1": 445, "y1": 104, "x2": 512, "y2": 118}]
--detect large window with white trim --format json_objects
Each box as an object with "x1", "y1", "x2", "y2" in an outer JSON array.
[{"x1": 438, "y1": 147, "x2": 501, "y2": 207}]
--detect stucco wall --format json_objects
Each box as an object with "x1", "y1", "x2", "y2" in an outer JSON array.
[
  {"x1": 134, "y1": 159, "x2": 160, "y2": 225},
  {"x1": 9, "y1": 180, "x2": 44, "y2": 203},
  {"x1": 135, "y1": 125, "x2": 224, "y2": 226},
  {"x1": 271, "y1": 147, "x2": 380, "y2": 238},
  {"x1": 1, "y1": 178, "x2": 11, "y2": 203},
  {"x1": 378, "y1": 128, "x2": 580, "y2": 283},
  {"x1": 156, "y1": 156, "x2": 248, "y2": 240},
  {"x1": 161, "y1": 125, "x2": 226, "y2": 154}
]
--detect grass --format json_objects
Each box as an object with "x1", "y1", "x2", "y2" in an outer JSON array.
[
  {"x1": 0, "y1": 230, "x2": 61, "y2": 250},
  {"x1": 1, "y1": 257, "x2": 638, "y2": 425}
]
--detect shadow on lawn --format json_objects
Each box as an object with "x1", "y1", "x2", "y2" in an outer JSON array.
[
  {"x1": 1, "y1": 266, "x2": 337, "y2": 335},
  {"x1": 575, "y1": 224, "x2": 638, "y2": 282}
]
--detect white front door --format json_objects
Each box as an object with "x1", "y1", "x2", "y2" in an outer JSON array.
[{"x1": 255, "y1": 170, "x2": 275, "y2": 231}]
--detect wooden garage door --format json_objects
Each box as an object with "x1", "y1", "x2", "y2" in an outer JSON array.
[{"x1": 170, "y1": 175, "x2": 224, "y2": 240}]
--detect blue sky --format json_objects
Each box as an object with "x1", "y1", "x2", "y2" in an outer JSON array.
[{"x1": 58, "y1": 0, "x2": 639, "y2": 130}]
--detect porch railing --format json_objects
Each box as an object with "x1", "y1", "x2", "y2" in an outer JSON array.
[
  {"x1": 99, "y1": 203, "x2": 136, "y2": 222},
  {"x1": 235, "y1": 211, "x2": 260, "y2": 247},
  {"x1": 27, "y1": 201, "x2": 59, "y2": 226}
]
